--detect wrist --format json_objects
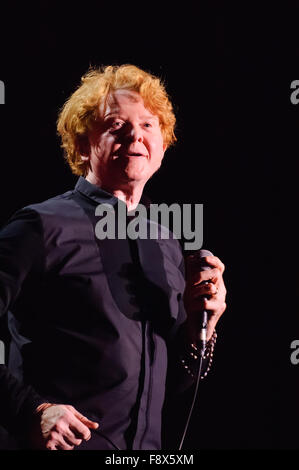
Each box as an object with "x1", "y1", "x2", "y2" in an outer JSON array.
[
  {"x1": 179, "y1": 329, "x2": 217, "y2": 380},
  {"x1": 35, "y1": 403, "x2": 53, "y2": 415}
]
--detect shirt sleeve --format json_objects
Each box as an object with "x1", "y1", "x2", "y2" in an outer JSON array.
[{"x1": 0, "y1": 208, "x2": 46, "y2": 434}]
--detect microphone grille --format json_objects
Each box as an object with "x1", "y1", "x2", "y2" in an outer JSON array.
[
  {"x1": 197, "y1": 249, "x2": 213, "y2": 258},
  {"x1": 184, "y1": 248, "x2": 214, "y2": 271}
]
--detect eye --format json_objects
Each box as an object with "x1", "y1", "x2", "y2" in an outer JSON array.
[
  {"x1": 111, "y1": 120, "x2": 124, "y2": 129},
  {"x1": 143, "y1": 122, "x2": 152, "y2": 128}
]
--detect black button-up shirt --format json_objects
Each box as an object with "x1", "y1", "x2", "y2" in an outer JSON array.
[{"x1": 0, "y1": 177, "x2": 189, "y2": 449}]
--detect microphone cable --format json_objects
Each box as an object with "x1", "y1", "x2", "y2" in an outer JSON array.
[{"x1": 178, "y1": 347, "x2": 205, "y2": 450}]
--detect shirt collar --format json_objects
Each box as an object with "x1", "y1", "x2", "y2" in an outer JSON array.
[
  {"x1": 75, "y1": 176, "x2": 120, "y2": 207},
  {"x1": 74, "y1": 176, "x2": 152, "y2": 209}
]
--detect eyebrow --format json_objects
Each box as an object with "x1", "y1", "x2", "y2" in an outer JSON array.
[
  {"x1": 104, "y1": 114, "x2": 120, "y2": 119},
  {"x1": 103, "y1": 113, "x2": 157, "y2": 121},
  {"x1": 139, "y1": 115, "x2": 157, "y2": 121}
]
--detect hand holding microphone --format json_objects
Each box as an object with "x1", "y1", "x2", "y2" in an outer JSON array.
[
  {"x1": 178, "y1": 249, "x2": 227, "y2": 450},
  {"x1": 183, "y1": 249, "x2": 227, "y2": 352}
]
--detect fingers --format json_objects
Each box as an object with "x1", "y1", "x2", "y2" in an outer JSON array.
[
  {"x1": 184, "y1": 254, "x2": 227, "y2": 343},
  {"x1": 67, "y1": 417, "x2": 93, "y2": 441},
  {"x1": 184, "y1": 271, "x2": 227, "y2": 328},
  {"x1": 63, "y1": 428, "x2": 83, "y2": 447},
  {"x1": 185, "y1": 255, "x2": 225, "y2": 292},
  {"x1": 197, "y1": 295, "x2": 227, "y2": 317},
  {"x1": 192, "y1": 281, "x2": 218, "y2": 298},
  {"x1": 192, "y1": 278, "x2": 226, "y2": 308},
  {"x1": 39, "y1": 404, "x2": 98, "y2": 451},
  {"x1": 186, "y1": 255, "x2": 225, "y2": 275},
  {"x1": 69, "y1": 406, "x2": 99, "y2": 429},
  {"x1": 190, "y1": 291, "x2": 226, "y2": 317},
  {"x1": 190, "y1": 266, "x2": 222, "y2": 287},
  {"x1": 45, "y1": 431, "x2": 75, "y2": 451},
  {"x1": 68, "y1": 421, "x2": 92, "y2": 441},
  {"x1": 204, "y1": 256, "x2": 225, "y2": 273},
  {"x1": 45, "y1": 419, "x2": 83, "y2": 450}
]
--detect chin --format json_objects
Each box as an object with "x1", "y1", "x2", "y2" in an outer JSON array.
[
  {"x1": 123, "y1": 169, "x2": 148, "y2": 182},
  {"x1": 125, "y1": 176, "x2": 147, "y2": 185}
]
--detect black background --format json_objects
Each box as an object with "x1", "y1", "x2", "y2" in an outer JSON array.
[{"x1": 0, "y1": 1, "x2": 298, "y2": 450}]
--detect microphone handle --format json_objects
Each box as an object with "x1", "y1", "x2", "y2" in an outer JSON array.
[
  {"x1": 198, "y1": 308, "x2": 208, "y2": 356},
  {"x1": 198, "y1": 276, "x2": 212, "y2": 356}
]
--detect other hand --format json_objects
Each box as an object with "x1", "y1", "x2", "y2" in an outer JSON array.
[{"x1": 32, "y1": 403, "x2": 99, "y2": 450}]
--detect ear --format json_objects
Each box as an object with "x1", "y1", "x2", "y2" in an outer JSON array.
[{"x1": 78, "y1": 135, "x2": 90, "y2": 160}]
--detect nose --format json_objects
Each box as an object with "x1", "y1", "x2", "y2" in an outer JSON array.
[{"x1": 125, "y1": 123, "x2": 143, "y2": 143}]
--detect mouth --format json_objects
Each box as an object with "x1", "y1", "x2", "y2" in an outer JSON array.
[
  {"x1": 113, "y1": 152, "x2": 147, "y2": 159},
  {"x1": 125, "y1": 152, "x2": 147, "y2": 158}
]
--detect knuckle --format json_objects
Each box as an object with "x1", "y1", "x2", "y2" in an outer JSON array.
[
  {"x1": 49, "y1": 430, "x2": 58, "y2": 440},
  {"x1": 222, "y1": 302, "x2": 227, "y2": 312},
  {"x1": 63, "y1": 408, "x2": 72, "y2": 417},
  {"x1": 54, "y1": 422, "x2": 64, "y2": 433}
]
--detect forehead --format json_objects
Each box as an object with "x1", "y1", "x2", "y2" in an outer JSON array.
[{"x1": 102, "y1": 89, "x2": 156, "y2": 118}]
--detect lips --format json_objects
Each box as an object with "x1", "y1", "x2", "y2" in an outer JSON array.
[
  {"x1": 115, "y1": 152, "x2": 147, "y2": 158},
  {"x1": 126, "y1": 152, "x2": 146, "y2": 157}
]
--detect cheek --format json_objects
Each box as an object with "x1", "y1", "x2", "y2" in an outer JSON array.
[
  {"x1": 149, "y1": 138, "x2": 165, "y2": 161},
  {"x1": 90, "y1": 134, "x2": 116, "y2": 160}
]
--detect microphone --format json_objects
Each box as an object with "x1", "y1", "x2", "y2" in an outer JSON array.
[{"x1": 185, "y1": 248, "x2": 213, "y2": 356}]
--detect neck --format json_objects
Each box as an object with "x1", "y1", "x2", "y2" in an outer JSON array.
[{"x1": 85, "y1": 172, "x2": 145, "y2": 211}]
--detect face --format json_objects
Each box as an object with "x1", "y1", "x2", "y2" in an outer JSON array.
[{"x1": 84, "y1": 89, "x2": 166, "y2": 190}]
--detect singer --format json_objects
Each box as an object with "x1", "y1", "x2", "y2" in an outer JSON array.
[{"x1": 0, "y1": 65, "x2": 226, "y2": 450}]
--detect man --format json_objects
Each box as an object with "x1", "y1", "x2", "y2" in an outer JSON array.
[{"x1": 0, "y1": 64, "x2": 226, "y2": 450}]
